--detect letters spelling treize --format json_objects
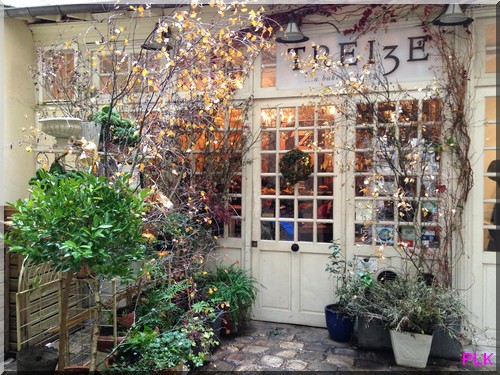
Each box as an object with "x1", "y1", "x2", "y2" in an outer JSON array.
[{"x1": 287, "y1": 35, "x2": 429, "y2": 76}]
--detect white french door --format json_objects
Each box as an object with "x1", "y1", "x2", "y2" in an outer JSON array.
[{"x1": 250, "y1": 102, "x2": 342, "y2": 327}]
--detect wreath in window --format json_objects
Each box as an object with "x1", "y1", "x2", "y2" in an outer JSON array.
[{"x1": 279, "y1": 149, "x2": 313, "y2": 185}]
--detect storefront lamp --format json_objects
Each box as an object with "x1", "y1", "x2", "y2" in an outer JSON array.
[
  {"x1": 275, "y1": 13, "x2": 309, "y2": 44},
  {"x1": 142, "y1": 22, "x2": 172, "y2": 51},
  {"x1": 432, "y1": 4, "x2": 474, "y2": 26}
]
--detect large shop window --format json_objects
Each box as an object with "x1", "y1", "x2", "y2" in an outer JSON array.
[
  {"x1": 353, "y1": 99, "x2": 442, "y2": 249},
  {"x1": 483, "y1": 96, "x2": 498, "y2": 251}
]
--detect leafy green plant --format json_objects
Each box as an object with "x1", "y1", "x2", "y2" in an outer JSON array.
[
  {"x1": 203, "y1": 263, "x2": 258, "y2": 332},
  {"x1": 108, "y1": 327, "x2": 199, "y2": 372},
  {"x1": 6, "y1": 170, "x2": 148, "y2": 279},
  {"x1": 93, "y1": 105, "x2": 140, "y2": 146}
]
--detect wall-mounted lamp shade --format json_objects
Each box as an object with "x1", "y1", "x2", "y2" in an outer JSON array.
[
  {"x1": 275, "y1": 14, "x2": 309, "y2": 44},
  {"x1": 432, "y1": 4, "x2": 474, "y2": 26},
  {"x1": 142, "y1": 23, "x2": 172, "y2": 51}
]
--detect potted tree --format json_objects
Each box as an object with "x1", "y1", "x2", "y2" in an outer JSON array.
[
  {"x1": 5, "y1": 169, "x2": 149, "y2": 371},
  {"x1": 324, "y1": 241, "x2": 356, "y2": 343}
]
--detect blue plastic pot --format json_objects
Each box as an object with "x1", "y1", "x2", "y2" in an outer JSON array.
[{"x1": 325, "y1": 304, "x2": 353, "y2": 342}]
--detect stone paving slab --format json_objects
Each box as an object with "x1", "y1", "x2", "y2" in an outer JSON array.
[{"x1": 197, "y1": 320, "x2": 490, "y2": 372}]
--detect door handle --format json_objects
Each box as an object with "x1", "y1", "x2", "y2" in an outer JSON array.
[{"x1": 291, "y1": 243, "x2": 299, "y2": 252}]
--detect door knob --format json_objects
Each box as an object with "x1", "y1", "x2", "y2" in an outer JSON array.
[{"x1": 291, "y1": 243, "x2": 299, "y2": 252}]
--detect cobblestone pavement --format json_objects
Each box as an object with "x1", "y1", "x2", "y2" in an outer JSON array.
[{"x1": 197, "y1": 320, "x2": 484, "y2": 372}]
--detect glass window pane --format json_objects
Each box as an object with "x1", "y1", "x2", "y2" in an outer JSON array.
[
  {"x1": 376, "y1": 225, "x2": 395, "y2": 244},
  {"x1": 279, "y1": 221, "x2": 294, "y2": 241},
  {"x1": 375, "y1": 200, "x2": 395, "y2": 221},
  {"x1": 355, "y1": 224, "x2": 372, "y2": 244},
  {"x1": 298, "y1": 200, "x2": 314, "y2": 218},
  {"x1": 279, "y1": 200, "x2": 294, "y2": 218},
  {"x1": 422, "y1": 99, "x2": 442, "y2": 122},
  {"x1": 318, "y1": 106, "x2": 335, "y2": 127},
  {"x1": 261, "y1": 108, "x2": 277, "y2": 128},
  {"x1": 318, "y1": 129, "x2": 334, "y2": 149},
  {"x1": 317, "y1": 153, "x2": 334, "y2": 173},
  {"x1": 356, "y1": 128, "x2": 373, "y2": 149},
  {"x1": 297, "y1": 176, "x2": 314, "y2": 196},
  {"x1": 484, "y1": 177, "x2": 498, "y2": 200},
  {"x1": 279, "y1": 177, "x2": 295, "y2": 195},
  {"x1": 355, "y1": 152, "x2": 373, "y2": 172},
  {"x1": 355, "y1": 200, "x2": 373, "y2": 221},
  {"x1": 486, "y1": 24, "x2": 497, "y2": 73},
  {"x1": 485, "y1": 97, "x2": 497, "y2": 123},
  {"x1": 279, "y1": 130, "x2": 295, "y2": 150},
  {"x1": 298, "y1": 106, "x2": 315, "y2": 127},
  {"x1": 262, "y1": 131, "x2": 277, "y2": 150},
  {"x1": 298, "y1": 222, "x2": 313, "y2": 242},
  {"x1": 261, "y1": 176, "x2": 276, "y2": 194},
  {"x1": 317, "y1": 200, "x2": 333, "y2": 219},
  {"x1": 317, "y1": 223, "x2": 333, "y2": 243},
  {"x1": 227, "y1": 219, "x2": 241, "y2": 238},
  {"x1": 378, "y1": 101, "x2": 396, "y2": 123},
  {"x1": 261, "y1": 154, "x2": 276, "y2": 173},
  {"x1": 318, "y1": 177, "x2": 333, "y2": 196},
  {"x1": 261, "y1": 48, "x2": 276, "y2": 87},
  {"x1": 484, "y1": 123, "x2": 497, "y2": 147},
  {"x1": 484, "y1": 228, "x2": 500, "y2": 251},
  {"x1": 484, "y1": 202, "x2": 495, "y2": 225},
  {"x1": 357, "y1": 103, "x2": 374, "y2": 124},
  {"x1": 261, "y1": 221, "x2": 275, "y2": 240},
  {"x1": 280, "y1": 108, "x2": 295, "y2": 128},
  {"x1": 229, "y1": 197, "x2": 242, "y2": 216},
  {"x1": 399, "y1": 100, "x2": 418, "y2": 122},
  {"x1": 262, "y1": 199, "x2": 276, "y2": 218}
]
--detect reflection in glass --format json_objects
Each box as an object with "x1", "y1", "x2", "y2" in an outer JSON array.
[
  {"x1": 317, "y1": 200, "x2": 333, "y2": 219},
  {"x1": 261, "y1": 221, "x2": 275, "y2": 240},
  {"x1": 280, "y1": 108, "x2": 295, "y2": 127},
  {"x1": 355, "y1": 152, "x2": 373, "y2": 172},
  {"x1": 318, "y1": 177, "x2": 333, "y2": 195},
  {"x1": 318, "y1": 106, "x2": 335, "y2": 126},
  {"x1": 317, "y1": 223, "x2": 333, "y2": 243},
  {"x1": 228, "y1": 219, "x2": 241, "y2": 238},
  {"x1": 375, "y1": 200, "x2": 394, "y2": 221},
  {"x1": 279, "y1": 178, "x2": 295, "y2": 195},
  {"x1": 298, "y1": 222, "x2": 313, "y2": 242},
  {"x1": 355, "y1": 224, "x2": 372, "y2": 244},
  {"x1": 261, "y1": 199, "x2": 276, "y2": 217},
  {"x1": 318, "y1": 129, "x2": 334, "y2": 149},
  {"x1": 317, "y1": 153, "x2": 334, "y2": 173},
  {"x1": 261, "y1": 153, "x2": 276, "y2": 173},
  {"x1": 279, "y1": 221, "x2": 294, "y2": 241},
  {"x1": 261, "y1": 131, "x2": 277, "y2": 150},
  {"x1": 355, "y1": 128, "x2": 373, "y2": 149},
  {"x1": 261, "y1": 108, "x2": 277, "y2": 128},
  {"x1": 399, "y1": 100, "x2": 418, "y2": 122},
  {"x1": 298, "y1": 200, "x2": 314, "y2": 218},
  {"x1": 279, "y1": 200, "x2": 295, "y2": 218},
  {"x1": 298, "y1": 177, "x2": 314, "y2": 196},
  {"x1": 422, "y1": 99, "x2": 442, "y2": 122},
  {"x1": 299, "y1": 106, "x2": 315, "y2": 127},
  {"x1": 280, "y1": 131, "x2": 295, "y2": 150},
  {"x1": 261, "y1": 176, "x2": 276, "y2": 194}
]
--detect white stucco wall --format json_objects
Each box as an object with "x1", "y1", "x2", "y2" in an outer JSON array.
[
  {"x1": 2, "y1": 18, "x2": 36, "y2": 205},
  {"x1": 1, "y1": 18, "x2": 36, "y2": 362}
]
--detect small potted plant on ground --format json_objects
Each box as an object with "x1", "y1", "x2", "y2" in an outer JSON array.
[{"x1": 202, "y1": 263, "x2": 258, "y2": 335}]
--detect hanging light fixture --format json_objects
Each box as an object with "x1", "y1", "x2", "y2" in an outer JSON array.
[
  {"x1": 142, "y1": 22, "x2": 171, "y2": 51},
  {"x1": 275, "y1": 13, "x2": 309, "y2": 44},
  {"x1": 432, "y1": 4, "x2": 474, "y2": 26}
]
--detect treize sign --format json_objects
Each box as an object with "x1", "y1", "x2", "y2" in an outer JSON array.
[{"x1": 276, "y1": 27, "x2": 440, "y2": 90}]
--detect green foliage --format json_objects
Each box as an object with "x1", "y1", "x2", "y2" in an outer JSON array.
[
  {"x1": 344, "y1": 276, "x2": 466, "y2": 338},
  {"x1": 108, "y1": 327, "x2": 195, "y2": 372},
  {"x1": 6, "y1": 171, "x2": 148, "y2": 279},
  {"x1": 93, "y1": 105, "x2": 140, "y2": 146},
  {"x1": 202, "y1": 263, "x2": 258, "y2": 329}
]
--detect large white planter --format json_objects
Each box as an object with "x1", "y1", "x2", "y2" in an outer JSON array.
[
  {"x1": 390, "y1": 330, "x2": 433, "y2": 368},
  {"x1": 39, "y1": 117, "x2": 82, "y2": 146}
]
